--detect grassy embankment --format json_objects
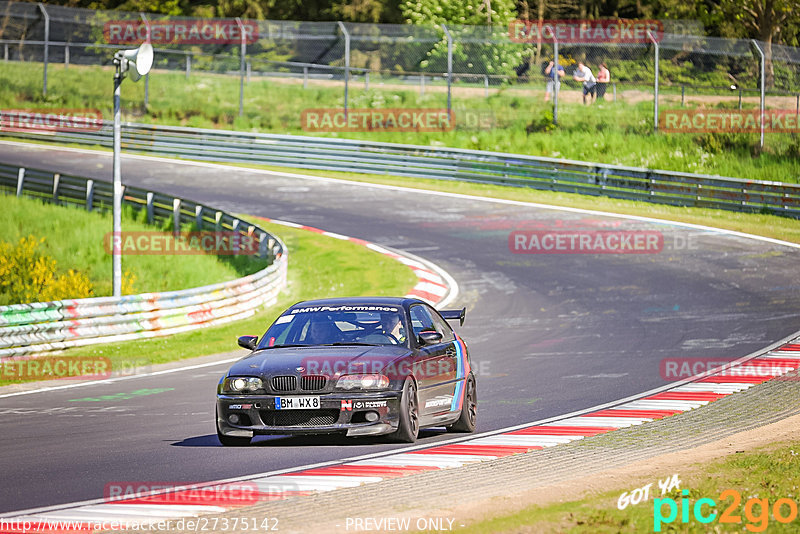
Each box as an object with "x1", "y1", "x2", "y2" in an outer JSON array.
[
  {"x1": 2, "y1": 61, "x2": 798, "y2": 182},
  {"x1": 0, "y1": 194, "x2": 264, "y2": 300},
  {"x1": 456, "y1": 439, "x2": 800, "y2": 533}
]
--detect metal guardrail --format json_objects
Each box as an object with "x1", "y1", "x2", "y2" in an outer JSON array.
[
  {"x1": 4, "y1": 122, "x2": 800, "y2": 218},
  {"x1": 0, "y1": 162, "x2": 288, "y2": 358}
]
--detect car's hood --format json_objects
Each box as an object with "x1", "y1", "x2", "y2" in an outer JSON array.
[{"x1": 227, "y1": 345, "x2": 412, "y2": 377}]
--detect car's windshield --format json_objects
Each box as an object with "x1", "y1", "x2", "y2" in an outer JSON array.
[{"x1": 257, "y1": 305, "x2": 408, "y2": 349}]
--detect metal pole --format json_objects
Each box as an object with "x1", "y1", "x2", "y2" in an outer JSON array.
[
  {"x1": 303, "y1": 66, "x2": 308, "y2": 88},
  {"x1": 420, "y1": 74, "x2": 425, "y2": 96},
  {"x1": 484, "y1": 75, "x2": 489, "y2": 97},
  {"x1": 112, "y1": 66, "x2": 123, "y2": 297},
  {"x1": 546, "y1": 25, "x2": 558, "y2": 126},
  {"x1": 442, "y1": 24, "x2": 452, "y2": 117},
  {"x1": 64, "y1": 43, "x2": 69, "y2": 69},
  {"x1": 38, "y1": 3, "x2": 49, "y2": 96},
  {"x1": 681, "y1": 85, "x2": 684, "y2": 107},
  {"x1": 140, "y1": 13, "x2": 151, "y2": 109},
  {"x1": 739, "y1": 88, "x2": 742, "y2": 109},
  {"x1": 236, "y1": 17, "x2": 246, "y2": 117},
  {"x1": 185, "y1": 54, "x2": 191, "y2": 79},
  {"x1": 338, "y1": 22, "x2": 350, "y2": 118},
  {"x1": 365, "y1": 71, "x2": 369, "y2": 91},
  {"x1": 751, "y1": 39, "x2": 765, "y2": 149},
  {"x1": 648, "y1": 30, "x2": 659, "y2": 132}
]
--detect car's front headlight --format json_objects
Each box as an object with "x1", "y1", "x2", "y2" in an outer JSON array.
[
  {"x1": 222, "y1": 376, "x2": 263, "y2": 394},
  {"x1": 335, "y1": 374, "x2": 390, "y2": 390}
]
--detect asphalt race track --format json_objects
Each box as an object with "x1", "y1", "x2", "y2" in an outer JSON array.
[{"x1": 2, "y1": 142, "x2": 800, "y2": 514}]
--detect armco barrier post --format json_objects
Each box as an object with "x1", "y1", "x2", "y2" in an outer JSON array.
[
  {"x1": 338, "y1": 22, "x2": 350, "y2": 119},
  {"x1": 38, "y1": 3, "x2": 49, "y2": 97},
  {"x1": 146, "y1": 192, "x2": 154, "y2": 223},
  {"x1": 85, "y1": 179, "x2": 94, "y2": 211},
  {"x1": 172, "y1": 198, "x2": 181, "y2": 237},
  {"x1": 52, "y1": 173, "x2": 60, "y2": 202},
  {"x1": 16, "y1": 168, "x2": 25, "y2": 196}
]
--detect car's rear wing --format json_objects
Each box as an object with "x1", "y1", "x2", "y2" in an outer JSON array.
[{"x1": 440, "y1": 307, "x2": 466, "y2": 326}]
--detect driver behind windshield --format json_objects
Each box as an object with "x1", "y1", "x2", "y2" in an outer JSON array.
[
  {"x1": 304, "y1": 315, "x2": 342, "y2": 344},
  {"x1": 379, "y1": 312, "x2": 406, "y2": 344}
]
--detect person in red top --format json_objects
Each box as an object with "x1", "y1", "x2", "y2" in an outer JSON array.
[{"x1": 596, "y1": 63, "x2": 610, "y2": 101}]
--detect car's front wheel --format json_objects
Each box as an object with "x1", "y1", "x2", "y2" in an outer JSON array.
[
  {"x1": 390, "y1": 377, "x2": 419, "y2": 443},
  {"x1": 447, "y1": 374, "x2": 476, "y2": 433},
  {"x1": 216, "y1": 408, "x2": 251, "y2": 447}
]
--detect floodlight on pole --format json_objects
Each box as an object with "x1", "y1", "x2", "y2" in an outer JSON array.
[{"x1": 111, "y1": 42, "x2": 153, "y2": 297}]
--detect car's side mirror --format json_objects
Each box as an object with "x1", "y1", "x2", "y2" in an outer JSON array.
[
  {"x1": 418, "y1": 331, "x2": 443, "y2": 346},
  {"x1": 237, "y1": 335, "x2": 258, "y2": 351}
]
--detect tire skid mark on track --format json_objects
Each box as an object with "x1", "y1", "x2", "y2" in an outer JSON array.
[{"x1": 6, "y1": 338, "x2": 800, "y2": 532}]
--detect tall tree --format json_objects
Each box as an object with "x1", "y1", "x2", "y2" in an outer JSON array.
[{"x1": 714, "y1": 0, "x2": 800, "y2": 87}]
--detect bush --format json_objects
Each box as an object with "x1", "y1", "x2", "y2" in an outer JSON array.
[
  {"x1": 0, "y1": 236, "x2": 96, "y2": 305},
  {"x1": 526, "y1": 109, "x2": 555, "y2": 134}
]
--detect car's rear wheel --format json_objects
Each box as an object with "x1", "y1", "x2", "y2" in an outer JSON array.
[
  {"x1": 216, "y1": 408, "x2": 251, "y2": 447},
  {"x1": 390, "y1": 377, "x2": 419, "y2": 443},
  {"x1": 447, "y1": 374, "x2": 476, "y2": 433}
]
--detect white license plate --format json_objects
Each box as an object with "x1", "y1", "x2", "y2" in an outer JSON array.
[{"x1": 274, "y1": 396, "x2": 320, "y2": 410}]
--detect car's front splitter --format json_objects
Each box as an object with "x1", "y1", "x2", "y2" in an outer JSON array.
[{"x1": 216, "y1": 392, "x2": 401, "y2": 437}]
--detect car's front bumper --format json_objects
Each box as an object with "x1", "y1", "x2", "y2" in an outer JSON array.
[{"x1": 216, "y1": 391, "x2": 401, "y2": 438}]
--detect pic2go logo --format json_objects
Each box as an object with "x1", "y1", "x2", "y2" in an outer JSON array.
[{"x1": 654, "y1": 489, "x2": 800, "y2": 532}]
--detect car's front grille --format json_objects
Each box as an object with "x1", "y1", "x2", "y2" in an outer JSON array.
[
  {"x1": 301, "y1": 375, "x2": 327, "y2": 391},
  {"x1": 259, "y1": 409, "x2": 339, "y2": 427},
  {"x1": 271, "y1": 375, "x2": 297, "y2": 392}
]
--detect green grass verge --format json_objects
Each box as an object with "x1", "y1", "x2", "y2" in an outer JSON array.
[
  {"x1": 0, "y1": 220, "x2": 418, "y2": 386},
  {"x1": 455, "y1": 440, "x2": 800, "y2": 533},
  {"x1": 0, "y1": 193, "x2": 266, "y2": 301},
  {"x1": 3, "y1": 61, "x2": 800, "y2": 183}
]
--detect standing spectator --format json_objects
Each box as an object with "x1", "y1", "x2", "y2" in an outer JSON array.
[
  {"x1": 596, "y1": 63, "x2": 610, "y2": 101},
  {"x1": 573, "y1": 61, "x2": 596, "y2": 105},
  {"x1": 543, "y1": 60, "x2": 565, "y2": 102}
]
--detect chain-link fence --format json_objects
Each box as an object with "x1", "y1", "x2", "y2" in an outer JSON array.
[{"x1": 1, "y1": 1, "x2": 799, "y2": 162}]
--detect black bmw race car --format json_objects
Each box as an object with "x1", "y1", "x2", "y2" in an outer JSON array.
[{"x1": 216, "y1": 297, "x2": 476, "y2": 445}]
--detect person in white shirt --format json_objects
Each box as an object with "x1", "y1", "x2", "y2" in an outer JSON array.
[{"x1": 573, "y1": 62, "x2": 597, "y2": 105}]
